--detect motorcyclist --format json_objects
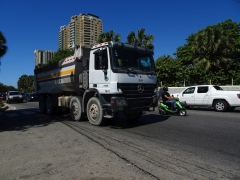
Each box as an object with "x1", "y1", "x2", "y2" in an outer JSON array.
[{"x1": 162, "y1": 87, "x2": 177, "y2": 111}]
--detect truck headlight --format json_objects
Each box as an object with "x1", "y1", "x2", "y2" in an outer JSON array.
[{"x1": 116, "y1": 99, "x2": 128, "y2": 106}]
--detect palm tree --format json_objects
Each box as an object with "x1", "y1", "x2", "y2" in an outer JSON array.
[
  {"x1": 0, "y1": 31, "x2": 8, "y2": 58},
  {"x1": 97, "y1": 30, "x2": 121, "y2": 43},
  {"x1": 126, "y1": 28, "x2": 154, "y2": 50},
  {"x1": 188, "y1": 19, "x2": 240, "y2": 71}
]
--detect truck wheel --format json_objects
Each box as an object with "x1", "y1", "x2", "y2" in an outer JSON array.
[
  {"x1": 39, "y1": 95, "x2": 46, "y2": 113},
  {"x1": 46, "y1": 96, "x2": 55, "y2": 115},
  {"x1": 87, "y1": 97, "x2": 106, "y2": 126},
  {"x1": 214, "y1": 100, "x2": 228, "y2": 112},
  {"x1": 70, "y1": 96, "x2": 83, "y2": 121},
  {"x1": 124, "y1": 112, "x2": 143, "y2": 122}
]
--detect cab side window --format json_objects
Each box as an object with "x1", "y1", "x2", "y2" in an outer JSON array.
[
  {"x1": 197, "y1": 86, "x2": 208, "y2": 93},
  {"x1": 183, "y1": 87, "x2": 195, "y2": 94},
  {"x1": 94, "y1": 49, "x2": 108, "y2": 70}
]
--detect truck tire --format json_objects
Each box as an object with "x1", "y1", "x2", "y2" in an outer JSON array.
[
  {"x1": 46, "y1": 96, "x2": 55, "y2": 115},
  {"x1": 87, "y1": 97, "x2": 106, "y2": 126},
  {"x1": 214, "y1": 100, "x2": 228, "y2": 112},
  {"x1": 39, "y1": 95, "x2": 46, "y2": 113},
  {"x1": 70, "y1": 96, "x2": 84, "y2": 121},
  {"x1": 124, "y1": 112, "x2": 143, "y2": 122}
]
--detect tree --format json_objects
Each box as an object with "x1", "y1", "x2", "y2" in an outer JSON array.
[
  {"x1": 127, "y1": 28, "x2": 154, "y2": 50},
  {"x1": 97, "y1": 30, "x2": 121, "y2": 43},
  {"x1": 17, "y1": 75, "x2": 34, "y2": 92},
  {"x1": 154, "y1": 55, "x2": 187, "y2": 87},
  {"x1": 175, "y1": 19, "x2": 240, "y2": 71},
  {"x1": 0, "y1": 31, "x2": 8, "y2": 58},
  {"x1": 0, "y1": 82, "x2": 17, "y2": 92}
]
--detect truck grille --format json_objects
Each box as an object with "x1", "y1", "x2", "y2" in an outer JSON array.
[{"x1": 117, "y1": 83, "x2": 155, "y2": 98}]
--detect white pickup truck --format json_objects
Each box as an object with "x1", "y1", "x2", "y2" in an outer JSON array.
[{"x1": 172, "y1": 85, "x2": 240, "y2": 112}]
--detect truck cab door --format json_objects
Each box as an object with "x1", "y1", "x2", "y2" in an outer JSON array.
[
  {"x1": 90, "y1": 48, "x2": 111, "y2": 94},
  {"x1": 179, "y1": 87, "x2": 195, "y2": 105},
  {"x1": 195, "y1": 86, "x2": 210, "y2": 105}
]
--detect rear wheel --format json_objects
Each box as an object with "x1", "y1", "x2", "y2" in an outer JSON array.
[
  {"x1": 70, "y1": 96, "x2": 83, "y2": 121},
  {"x1": 39, "y1": 95, "x2": 46, "y2": 113},
  {"x1": 179, "y1": 109, "x2": 187, "y2": 116},
  {"x1": 159, "y1": 108, "x2": 165, "y2": 115},
  {"x1": 87, "y1": 97, "x2": 106, "y2": 126},
  {"x1": 46, "y1": 96, "x2": 55, "y2": 115},
  {"x1": 214, "y1": 100, "x2": 228, "y2": 112}
]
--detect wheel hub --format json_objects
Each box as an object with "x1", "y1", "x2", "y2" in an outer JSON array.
[
  {"x1": 72, "y1": 102, "x2": 79, "y2": 116},
  {"x1": 216, "y1": 102, "x2": 224, "y2": 110},
  {"x1": 89, "y1": 104, "x2": 98, "y2": 121}
]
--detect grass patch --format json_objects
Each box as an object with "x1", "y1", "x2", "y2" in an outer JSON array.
[{"x1": 0, "y1": 99, "x2": 4, "y2": 107}]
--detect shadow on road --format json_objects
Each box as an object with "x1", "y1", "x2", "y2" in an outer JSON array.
[
  {"x1": 105, "y1": 112, "x2": 170, "y2": 129},
  {"x1": 0, "y1": 109, "x2": 71, "y2": 132},
  {"x1": 187, "y1": 107, "x2": 240, "y2": 113}
]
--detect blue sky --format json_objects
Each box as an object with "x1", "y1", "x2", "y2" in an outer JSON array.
[{"x1": 0, "y1": 0, "x2": 239, "y2": 88}]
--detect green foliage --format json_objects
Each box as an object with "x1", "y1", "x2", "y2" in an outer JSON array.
[
  {"x1": 155, "y1": 55, "x2": 187, "y2": 87},
  {"x1": 35, "y1": 49, "x2": 74, "y2": 69},
  {"x1": 0, "y1": 31, "x2": 8, "y2": 58},
  {"x1": 127, "y1": 28, "x2": 154, "y2": 50},
  {"x1": 175, "y1": 19, "x2": 240, "y2": 71},
  {"x1": 0, "y1": 99, "x2": 3, "y2": 107},
  {"x1": 97, "y1": 30, "x2": 121, "y2": 43},
  {"x1": 0, "y1": 82, "x2": 17, "y2": 92},
  {"x1": 17, "y1": 75, "x2": 34, "y2": 92}
]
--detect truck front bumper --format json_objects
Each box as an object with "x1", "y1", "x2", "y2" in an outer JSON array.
[{"x1": 109, "y1": 95, "x2": 158, "y2": 113}]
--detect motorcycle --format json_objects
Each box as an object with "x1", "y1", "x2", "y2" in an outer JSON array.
[{"x1": 158, "y1": 97, "x2": 187, "y2": 116}]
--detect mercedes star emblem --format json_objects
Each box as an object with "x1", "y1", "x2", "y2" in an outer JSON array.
[{"x1": 137, "y1": 85, "x2": 144, "y2": 93}]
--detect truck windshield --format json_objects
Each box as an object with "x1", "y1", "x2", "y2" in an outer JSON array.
[{"x1": 111, "y1": 47, "x2": 155, "y2": 74}]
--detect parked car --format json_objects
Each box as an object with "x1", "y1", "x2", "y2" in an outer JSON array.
[
  {"x1": 1, "y1": 93, "x2": 7, "y2": 100},
  {"x1": 26, "y1": 92, "x2": 38, "y2": 102},
  {"x1": 6, "y1": 91, "x2": 24, "y2": 103},
  {"x1": 172, "y1": 85, "x2": 240, "y2": 112}
]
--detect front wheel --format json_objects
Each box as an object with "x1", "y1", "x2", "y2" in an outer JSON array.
[
  {"x1": 179, "y1": 109, "x2": 187, "y2": 116},
  {"x1": 214, "y1": 100, "x2": 228, "y2": 112},
  {"x1": 87, "y1": 97, "x2": 106, "y2": 126}
]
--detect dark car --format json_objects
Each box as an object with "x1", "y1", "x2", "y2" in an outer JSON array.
[
  {"x1": 21, "y1": 93, "x2": 28, "y2": 102},
  {"x1": 26, "y1": 93, "x2": 38, "y2": 102},
  {"x1": 2, "y1": 93, "x2": 7, "y2": 100}
]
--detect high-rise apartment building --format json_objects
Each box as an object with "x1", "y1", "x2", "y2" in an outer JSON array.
[
  {"x1": 58, "y1": 13, "x2": 103, "y2": 50},
  {"x1": 58, "y1": 25, "x2": 69, "y2": 50},
  {"x1": 34, "y1": 50, "x2": 56, "y2": 66}
]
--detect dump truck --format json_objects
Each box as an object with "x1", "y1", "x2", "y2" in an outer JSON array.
[{"x1": 34, "y1": 41, "x2": 158, "y2": 126}]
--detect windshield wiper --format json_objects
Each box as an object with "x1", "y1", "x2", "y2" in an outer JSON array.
[
  {"x1": 126, "y1": 67, "x2": 137, "y2": 74},
  {"x1": 147, "y1": 71, "x2": 156, "y2": 75}
]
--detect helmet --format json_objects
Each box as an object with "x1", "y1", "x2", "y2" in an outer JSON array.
[{"x1": 163, "y1": 87, "x2": 168, "y2": 91}]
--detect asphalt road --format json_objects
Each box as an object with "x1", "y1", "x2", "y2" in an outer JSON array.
[{"x1": 0, "y1": 102, "x2": 240, "y2": 180}]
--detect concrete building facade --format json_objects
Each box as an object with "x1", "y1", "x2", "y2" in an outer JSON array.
[
  {"x1": 34, "y1": 50, "x2": 56, "y2": 66},
  {"x1": 58, "y1": 13, "x2": 103, "y2": 50}
]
